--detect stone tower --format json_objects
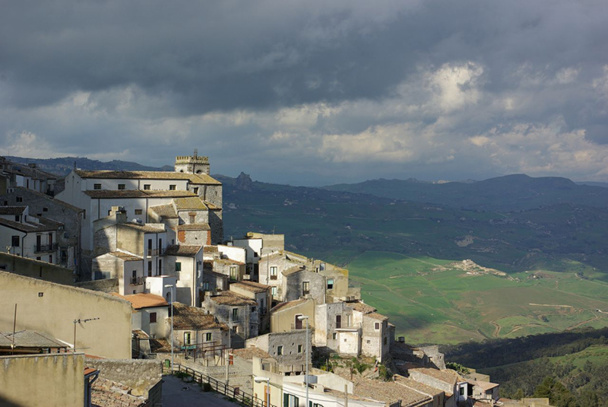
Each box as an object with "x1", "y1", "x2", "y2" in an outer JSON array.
[{"x1": 174, "y1": 149, "x2": 210, "y2": 175}]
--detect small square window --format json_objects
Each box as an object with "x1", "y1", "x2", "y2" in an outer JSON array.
[
  {"x1": 16, "y1": 197, "x2": 22, "y2": 203},
  {"x1": 135, "y1": 209, "x2": 143, "y2": 215},
  {"x1": 375, "y1": 322, "x2": 380, "y2": 330},
  {"x1": 43, "y1": 207, "x2": 48, "y2": 212},
  {"x1": 150, "y1": 312, "x2": 157, "y2": 323},
  {"x1": 118, "y1": 184, "x2": 125, "y2": 190},
  {"x1": 327, "y1": 279, "x2": 334, "y2": 290},
  {"x1": 11, "y1": 236, "x2": 20, "y2": 247},
  {"x1": 169, "y1": 184, "x2": 176, "y2": 190},
  {"x1": 143, "y1": 184, "x2": 151, "y2": 190},
  {"x1": 205, "y1": 333, "x2": 212, "y2": 342},
  {"x1": 94, "y1": 183, "x2": 101, "y2": 190},
  {"x1": 175, "y1": 262, "x2": 181, "y2": 272},
  {"x1": 277, "y1": 345, "x2": 283, "y2": 355},
  {"x1": 297, "y1": 345, "x2": 303, "y2": 353}
]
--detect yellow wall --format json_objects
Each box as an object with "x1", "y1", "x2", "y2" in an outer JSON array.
[
  {"x1": 0, "y1": 271, "x2": 132, "y2": 359},
  {"x1": 0, "y1": 353, "x2": 85, "y2": 407}
]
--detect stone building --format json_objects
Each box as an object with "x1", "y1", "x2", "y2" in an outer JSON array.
[{"x1": 202, "y1": 291, "x2": 258, "y2": 348}]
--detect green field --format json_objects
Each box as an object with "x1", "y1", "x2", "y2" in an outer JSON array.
[{"x1": 346, "y1": 252, "x2": 608, "y2": 345}]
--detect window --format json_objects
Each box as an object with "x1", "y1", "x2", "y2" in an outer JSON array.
[
  {"x1": 14, "y1": 215, "x2": 19, "y2": 222},
  {"x1": 193, "y1": 187, "x2": 198, "y2": 194},
  {"x1": 11, "y1": 236, "x2": 19, "y2": 247},
  {"x1": 43, "y1": 207, "x2": 48, "y2": 212},
  {"x1": 94, "y1": 183, "x2": 101, "y2": 190},
  {"x1": 277, "y1": 345, "x2": 283, "y2": 355},
  {"x1": 205, "y1": 333, "x2": 212, "y2": 342},
  {"x1": 332, "y1": 333, "x2": 337, "y2": 340},
  {"x1": 283, "y1": 394, "x2": 299, "y2": 407},
  {"x1": 375, "y1": 322, "x2": 380, "y2": 330},
  {"x1": 16, "y1": 196, "x2": 22, "y2": 203},
  {"x1": 184, "y1": 332, "x2": 192, "y2": 345},
  {"x1": 327, "y1": 279, "x2": 334, "y2": 290},
  {"x1": 169, "y1": 184, "x2": 176, "y2": 190},
  {"x1": 384, "y1": 337, "x2": 388, "y2": 345},
  {"x1": 135, "y1": 209, "x2": 143, "y2": 215},
  {"x1": 251, "y1": 306, "x2": 256, "y2": 313},
  {"x1": 230, "y1": 266, "x2": 238, "y2": 281},
  {"x1": 271, "y1": 287, "x2": 277, "y2": 297},
  {"x1": 297, "y1": 344, "x2": 303, "y2": 353},
  {"x1": 175, "y1": 262, "x2": 181, "y2": 272},
  {"x1": 150, "y1": 312, "x2": 157, "y2": 323},
  {"x1": 269, "y1": 266, "x2": 277, "y2": 280},
  {"x1": 148, "y1": 239, "x2": 152, "y2": 251},
  {"x1": 302, "y1": 281, "x2": 310, "y2": 295},
  {"x1": 148, "y1": 261, "x2": 152, "y2": 277},
  {"x1": 232, "y1": 308, "x2": 238, "y2": 321},
  {"x1": 118, "y1": 184, "x2": 125, "y2": 190},
  {"x1": 158, "y1": 259, "x2": 162, "y2": 275},
  {"x1": 143, "y1": 184, "x2": 151, "y2": 190}
]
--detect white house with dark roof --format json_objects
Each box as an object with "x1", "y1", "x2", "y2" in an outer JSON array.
[
  {"x1": 93, "y1": 251, "x2": 144, "y2": 294},
  {"x1": 0, "y1": 206, "x2": 62, "y2": 265},
  {"x1": 202, "y1": 290, "x2": 259, "y2": 348},
  {"x1": 55, "y1": 152, "x2": 223, "y2": 263},
  {"x1": 163, "y1": 244, "x2": 204, "y2": 307}
]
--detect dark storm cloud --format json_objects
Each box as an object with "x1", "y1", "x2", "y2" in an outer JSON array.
[{"x1": 1, "y1": 0, "x2": 607, "y2": 183}]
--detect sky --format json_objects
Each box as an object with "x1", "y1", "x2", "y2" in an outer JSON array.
[{"x1": 1, "y1": 0, "x2": 608, "y2": 186}]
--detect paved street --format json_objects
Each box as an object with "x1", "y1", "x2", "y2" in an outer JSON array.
[{"x1": 162, "y1": 374, "x2": 241, "y2": 407}]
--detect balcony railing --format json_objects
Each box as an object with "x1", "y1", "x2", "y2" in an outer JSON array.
[
  {"x1": 130, "y1": 277, "x2": 144, "y2": 285},
  {"x1": 35, "y1": 243, "x2": 58, "y2": 253}
]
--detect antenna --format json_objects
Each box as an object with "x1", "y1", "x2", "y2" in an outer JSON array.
[{"x1": 193, "y1": 149, "x2": 198, "y2": 158}]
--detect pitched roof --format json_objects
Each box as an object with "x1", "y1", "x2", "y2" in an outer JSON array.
[
  {"x1": 348, "y1": 301, "x2": 377, "y2": 314},
  {"x1": 364, "y1": 312, "x2": 388, "y2": 321},
  {"x1": 0, "y1": 206, "x2": 27, "y2": 215},
  {"x1": 164, "y1": 245, "x2": 202, "y2": 256},
  {"x1": 84, "y1": 190, "x2": 196, "y2": 199},
  {"x1": 171, "y1": 302, "x2": 228, "y2": 330},
  {"x1": 270, "y1": 298, "x2": 308, "y2": 313},
  {"x1": 409, "y1": 368, "x2": 462, "y2": 386},
  {"x1": 148, "y1": 204, "x2": 178, "y2": 219},
  {"x1": 0, "y1": 216, "x2": 62, "y2": 233},
  {"x1": 120, "y1": 222, "x2": 166, "y2": 233},
  {"x1": 350, "y1": 376, "x2": 433, "y2": 406},
  {"x1": 74, "y1": 169, "x2": 221, "y2": 185},
  {"x1": 173, "y1": 197, "x2": 208, "y2": 210},
  {"x1": 106, "y1": 251, "x2": 142, "y2": 261},
  {"x1": 230, "y1": 281, "x2": 270, "y2": 294},
  {"x1": 207, "y1": 291, "x2": 257, "y2": 306},
  {"x1": 113, "y1": 293, "x2": 168, "y2": 310}
]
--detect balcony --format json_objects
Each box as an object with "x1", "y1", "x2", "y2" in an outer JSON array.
[
  {"x1": 35, "y1": 243, "x2": 58, "y2": 253},
  {"x1": 130, "y1": 277, "x2": 144, "y2": 285}
]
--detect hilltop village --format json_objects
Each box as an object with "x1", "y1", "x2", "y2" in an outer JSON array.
[{"x1": 0, "y1": 153, "x2": 512, "y2": 407}]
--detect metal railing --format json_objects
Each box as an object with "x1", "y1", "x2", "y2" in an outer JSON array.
[
  {"x1": 35, "y1": 243, "x2": 58, "y2": 253},
  {"x1": 165, "y1": 363, "x2": 278, "y2": 407}
]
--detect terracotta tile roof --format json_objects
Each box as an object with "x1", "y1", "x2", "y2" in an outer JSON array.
[
  {"x1": 230, "y1": 281, "x2": 270, "y2": 294},
  {"x1": 207, "y1": 291, "x2": 257, "y2": 306},
  {"x1": 364, "y1": 312, "x2": 388, "y2": 321},
  {"x1": 84, "y1": 190, "x2": 196, "y2": 199},
  {"x1": 164, "y1": 245, "x2": 202, "y2": 256},
  {"x1": 393, "y1": 375, "x2": 445, "y2": 397},
  {"x1": 149, "y1": 204, "x2": 178, "y2": 218},
  {"x1": 113, "y1": 293, "x2": 168, "y2": 309},
  {"x1": 107, "y1": 251, "x2": 142, "y2": 261},
  {"x1": 472, "y1": 380, "x2": 499, "y2": 391},
  {"x1": 281, "y1": 265, "x2": 306, "y2": 276},
  {"x1": 214, "y1": 258, "x2": 244, "y2": 266},
  {"x1": 347, "y1": 301, "x2": 377, "y2": 314},
  {"x1": 75, "y1": 169, "x2": 221, "y2": 185},
  {"x1": 176, "y1": 223, "x2": 210, "y2": 231},
  {"x1": 0, "y1": 206, "x2": 27, "y2": 215},
  {"x1": 120, "y1": 222, "x2": 166, "y2": 233},
  {"x1": 350, "y1": 375, "x2": 433, "y2": 406},
  {"x1": 173, "y1": 197, "x2": 208, "y2": 210},
  {"x1": 232, "y1": 347, "x2": 272, "y2": 360},
  {"x1": 172, "y1": 302, "x2": 229, "y2": 330},
  {"x1": 410, "y1": 368, "x2": 461, "y2": 386},
  {"x1": 270, "y1": 298, "x2": 308, "y2": 313}
]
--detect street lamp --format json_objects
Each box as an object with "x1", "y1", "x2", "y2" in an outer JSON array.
[
  {"x1": 164, "y1": 284, "x2": 175, "y2": 371},
  {"x1": 254, "y1": 376, "x2": 270, "y2": 407},
  {"x1": 297, "y1": 315, "x2": 310, "y2": 407}
]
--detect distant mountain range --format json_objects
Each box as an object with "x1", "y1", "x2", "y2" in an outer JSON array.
[
  {"x1": 5, "y1": 156, "x2": 608, "y2": 273},
  {"x1": 4, "y1": 156, "x2": 172, "y2": 176}
]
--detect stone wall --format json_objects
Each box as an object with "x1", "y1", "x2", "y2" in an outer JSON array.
[
  {"x1": 85, "y1": 358, "x2": 162, "y2": 400},
  {"x1": 91, "y1": 377, "x2": 149, "y2": 407},
  {"x1": 0, "y1": 252, "x2": 74, "y2": 285},
  {"x1": 76, "y1": 278, "x2": 119, "y2": 293}
]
